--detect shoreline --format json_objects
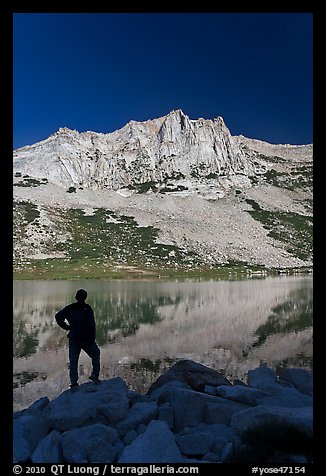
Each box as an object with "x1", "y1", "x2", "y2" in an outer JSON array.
[{"x1": 13, "y1": 264, "x2": 313, "y2": 281}]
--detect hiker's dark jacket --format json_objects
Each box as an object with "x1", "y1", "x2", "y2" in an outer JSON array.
[{"x1": 55, "y1": 302, "x2": 96, "y2": 341}]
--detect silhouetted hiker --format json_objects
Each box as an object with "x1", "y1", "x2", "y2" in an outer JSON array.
[{"x1": 55, "y1": 289, "x2": 101, "y2": 389}]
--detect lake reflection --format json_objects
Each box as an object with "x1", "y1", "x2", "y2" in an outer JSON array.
[{"x1": 13, "y1": 277, "x2": 313, "y2": 410}]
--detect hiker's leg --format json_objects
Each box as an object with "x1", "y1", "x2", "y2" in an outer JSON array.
[
  {"x1": 81, "y1": 341, "x2": 100, "y2": 378},
  {"x1": 68, "y1": 339, "x2": 81, "y2": 385}
]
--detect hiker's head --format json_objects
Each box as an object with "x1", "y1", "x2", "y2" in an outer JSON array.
[{"x1": 75, "y1": 289, "x2": 87, "y2": 302}]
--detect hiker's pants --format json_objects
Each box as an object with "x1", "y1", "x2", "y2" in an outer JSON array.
[{"x1": 68, "y1": 338, "x2": 100, "y2": 385}]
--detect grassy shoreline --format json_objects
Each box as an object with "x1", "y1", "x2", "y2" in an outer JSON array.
[
  {"x1": 13, "y1": 262, "x2": 313, "y2": 281},
  {"x1": 14, "y1": 201, "x2": 313, "y2": 282}
]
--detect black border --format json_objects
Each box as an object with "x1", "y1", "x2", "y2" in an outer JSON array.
[
  {"x1": 1, "y1": 1, "x2": 14, "y2": 470},
  {"x1": 5, "y1": 1, "x2": 318, "y2": 473},
  {"x1": 8, "y1": 1, "x2": 317, "y2": 14}
]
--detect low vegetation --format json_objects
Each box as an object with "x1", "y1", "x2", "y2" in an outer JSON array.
[
  {"x1": 263, "y1": 165, "x2": 312, "y2": 191},
  {"x1": 13, "y1": 371, "x2": 47, "y2": 389},
  {"x1": 245, "y1": 199, "x2": 313, "y2": 261},
  {"x1": 226, "y1": 419, "x2": 313, "y2": 464},
  {"x1": 13, "y1": 200, "x2": 40, "y2": 242},
  {"x1": 13, "y1": 172, "x2": 313, "y2": 279},
  {"x1": 13, "y1": 199, "x2": 312, "y2": 280},
  {"x1": 14, "y1": 177, "x2": 48, "y2": 187}
]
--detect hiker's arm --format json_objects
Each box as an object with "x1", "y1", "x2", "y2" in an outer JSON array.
[
  {"x1": 87, "y1": 307, "x2": 96, "y2": 341},
  {"x1": 55, "y1": 307, "x2": 71, "y2": 331}
]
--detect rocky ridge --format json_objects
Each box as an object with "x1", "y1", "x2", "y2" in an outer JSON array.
[
  {"x1": 13, "y1": 110, "x2": 312, "y2": 191},
  {"x1": 13, "y1": 110, "x2": 260, "y2": 190},
  {"x1": 13, "y1": 110, "x2": 313, "y2": 273},
  {"x1": 13, "y1": 360, "x2": 313, "y2": 464}
]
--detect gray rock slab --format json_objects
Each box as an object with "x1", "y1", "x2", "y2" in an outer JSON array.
[
  {"x1": 31, "y1": 430, "x2": 63, "y2": 463},
  {"x1": 182, "y1": 422, "x2": 235, "y2": 438},
  {"x1": 176, "y1": 431, "x2": 214, "y2": 455},
  {"x1": 97, "y1": 393, "x2": 129, "y2": 423},
  {"x1": 86, "y1": 440, "x2": 118, "y2": 463},
  {"x1": 13, "y1": 414, "x2": 50, "y2": 463},
  {"x1": 113, "y1": 439, "x2": 125, "y2": 460},
  {"x1": 128, "y1": 391, "x2": 152, "y2": 405},
  {"x1": 136, "y1": 423, "x2": 147, "y2": 435},
  {"x1": 212, "y1": 436, "x2": 230, "y2": 455},
  {"x1": 204, "y1": 385, "x2": 220, "y2": 396},
  {"x1": 48, "y1": 377, "x2": 129, "y2": 431},
  {"x1": 179, "y1": 422, "x2": 240, "y2": 457},
  {"x1": 123, "y1": 429, "x2": 138, "y2": 446},
  {"x1": 255, "y1": 386, "x2": 313, "y2": 408},
  {"x1": 14, "y1": 410, "x2": 26, "y2": 420},
  {"x1": 158, "y1": 404, "x2": 174, "y2": 429},
  {"x1": 171, "y1": 387, "x2": 249, "y2": 431},
  {"x1": 220, "y1": 441, "x2": 235, "y2": 462},
  {"x1": 279, "y1": 368, "x2": 313, "y2": 396},
  {"x1": 61, "y1": 423, "x2": 119, "y2": 463},
  {"x1": 170, "y1": 388, "x2": 210, "y2": 431},
  {"x1": 247, "y1": 367, "x2": 280, "y2": 393},
  {"x1": 204, "y1": 400, "x2": 249, "y2": 426},
  {"x1": 230, "y1": 405, "x2": 313, "y2": 435},
  {"x1": 28, "y1": 397, "x2": 50, "y2": 412},
  {"x1": 115, "y1": 401, "x2": 158, "y2": 437},
  {"x1": 203, "y1": 452, "x2": 220, "y2": 462},
  {"x1": 119, "y1": 420, "x2": 184, "y2": 463},
  {"x1": 150, "y1": 380, "x2": 191, "y2": 404},
  {"x1": 213, "y1": 385, "x2": 270, "y2": 405},
  {"x1": 248, "y1": 366, "x2": 277, "y2": 384}
]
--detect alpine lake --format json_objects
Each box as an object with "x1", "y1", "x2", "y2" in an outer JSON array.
[{"x1": 13, "y1": 275, "x2": 313, "y2": 411}]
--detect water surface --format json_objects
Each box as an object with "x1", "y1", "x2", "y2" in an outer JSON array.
[{"x1": 13, "y1": 276, "x2": 313, "y2": 410}]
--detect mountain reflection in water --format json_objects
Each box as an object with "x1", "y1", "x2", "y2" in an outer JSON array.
[{"x1": 13, "y1": 276, "x2": 312, "y2": 411}]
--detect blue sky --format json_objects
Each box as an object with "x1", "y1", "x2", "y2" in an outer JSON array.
[{"x1": 13, "y1": 13, "x2": 313, "y2": 148}]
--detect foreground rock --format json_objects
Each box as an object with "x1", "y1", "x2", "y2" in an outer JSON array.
[
  {"x1": 13, "y1": 360, "x2": 313, "y2": 464},
  {"x1": 147, "y1": 359, "x2": 232, "y2": 393},
  {"x1": 119, "y1": 421, "x2": 184, "y2": 463},
  {"x1": 48, "y1": 377, "x2": 129, "y2": 431}
]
